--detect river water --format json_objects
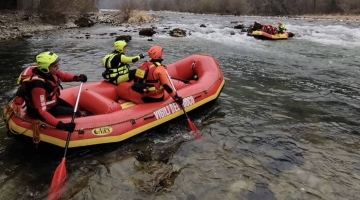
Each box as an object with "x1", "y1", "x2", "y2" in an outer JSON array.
[{"x1": 1, "y1": 11, "x2": 360, "y2": 200}]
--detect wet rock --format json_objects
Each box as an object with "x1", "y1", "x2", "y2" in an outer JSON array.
[
  {"x1": 74, "y1": 16, "x2": 95, "y2": 27},
  {"x1": 266, "y1": 152, "x2": 304, "y2": 174},
  {"x1": 229, "y1": 180, "x2": 254, "y2": 191},
  {"x1": 247, "y1": 182, "x2": 277, "y2": 200},
  {"x1": 147, "y1": 39, "x2": 153, "y2": 41},
  {"x1": 200, "y1": 24, "x2": 206, "y2": 28},
  {"x1": 230, "y1": 31, "x2": 235, "y2": 35},
  {"x1": 22, "y1": 16, "x2": 30, "y2": 21},
  {"x1": 169, "y1": 28, "x2": 186, "y2": 37},
  {"x1": 115, "y1": 35, "x2": 132, "y2": 42},
  {"x1": 251, "y1": 21, "x2": 263, "y2": 32},
  {"x1": 131, "y1": 161, "x2": 182, "y2": 193},
  {"x1": 22, "y1": 33, "x2": 33, "y2": 38},
  {"x1": 186, "y1": 194, "x2": 198, "y2": 200},
  {"x1": 234, "y1": 24, "x2": 245, "y2": 29},
  {"x1": 288, "y1": 32, "x2": 295, "y2": 37},
  {"x1": 139, "y1": 27, "x2": 156, "y2": 36}
]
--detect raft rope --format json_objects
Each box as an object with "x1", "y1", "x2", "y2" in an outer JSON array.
[
  {"x1": 30, "y1": 120, "x2": 42, "y2": 145},
  {"x1": 3, "y1": 99, "x2": 47, "y2": 146},
  {"x1": 3, "y1": 54, "x2": 223, "y2": 144}
]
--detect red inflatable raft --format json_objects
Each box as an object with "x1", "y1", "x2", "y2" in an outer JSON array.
[{"x1": 3, "y1": 54, "x2": 225, "y2": 148}]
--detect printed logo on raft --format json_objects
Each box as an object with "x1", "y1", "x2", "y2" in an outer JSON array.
[
  {"x1": 153, "y1": 96, "x2": 195, "y2": 120},
  {"x1": 92, "y1": 126, "x2": 113, "y2": 136}
]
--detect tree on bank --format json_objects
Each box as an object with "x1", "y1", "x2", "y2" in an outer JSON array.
[{"x1": 0, "y1": 0, "x2": 98, "y2": 24}]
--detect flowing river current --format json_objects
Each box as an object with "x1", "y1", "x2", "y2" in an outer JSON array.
[{"x1": 1, "y1": 11, "x2": 360, "y2": 200}]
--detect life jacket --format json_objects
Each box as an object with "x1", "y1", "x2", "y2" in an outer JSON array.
[
  {"x1": 132, "y1": 61, "x2": 164, "y2": 95},
  {"x1": 271, "y1": 26, "x2": 277, "y2": 35},
  {"x1": 17, "y1": 66, "x2": 61, "y2": 108},
  {"x1": 102, "y1": 52, "x2": 129, "y2": 84}
]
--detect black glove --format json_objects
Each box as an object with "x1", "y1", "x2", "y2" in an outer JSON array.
[
  {"x1": 74, "y1": 74, "x2": 87, "y2": 82},
  {"x1": 173, "y1": 93, "x2": 183, "y2": 105},
  {"x1": 139, "y1": 54, "x2": 145, "y2": 59},
  {"x1": 56, "y1": 121, "x2": 76, "y2": 133}
]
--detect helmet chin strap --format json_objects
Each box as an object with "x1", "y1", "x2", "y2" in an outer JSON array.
[{"x1": 37, "y1": 67, "x2": 50, "y2": 74}]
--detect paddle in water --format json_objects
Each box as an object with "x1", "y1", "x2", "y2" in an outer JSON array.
[
  {"x1": 165, "y1": 69, "x2": 200, "y2": 139},
  {"x1": 48, "y1": 82, "x2": 83, "y2": 200}
]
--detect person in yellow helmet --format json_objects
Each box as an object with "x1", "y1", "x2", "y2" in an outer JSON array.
[
  {"x1": 278, "y1": 22, "x2": 287, "y2": 34},
  {"x1": 15, "y1": 51, "x2": 87, "y2": 133},
  {"x1": 102, "y1": 40, "x2": 145, "y2": 84}
]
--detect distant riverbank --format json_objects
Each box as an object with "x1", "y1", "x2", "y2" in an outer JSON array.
[
  {"x1": 0, "y1": 10, "x2": 359, "y2": 41},
  {"x1": 0, "y1": 10, "x2": 153, "y2": 41},
  {"x1": 289, "y1": 14, "x2": 360, "y2": 22}
]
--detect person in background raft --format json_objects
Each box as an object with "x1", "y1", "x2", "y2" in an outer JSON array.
[
  {"x1": 278, "y1": 21, "x2": 287, "y2": 34},
  {"x1": 116, "y1": 45, "x2": 184, "y2": 105},
  {"x1": 15, "y1": 52, "x2": 87, "y2": 133},
  {"x1": 102, "y1": 40, "x2": 145, "y2": 84}
]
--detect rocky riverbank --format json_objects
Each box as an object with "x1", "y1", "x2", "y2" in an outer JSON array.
[{"x1": 0, "y1": 10, "x2": 154, "y2": 40}]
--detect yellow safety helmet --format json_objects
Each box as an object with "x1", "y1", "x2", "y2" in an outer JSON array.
[
  {"x1": 114, "y1": 40, "x2": 126, "y2": 52},
  {"x1": 36, "y1": 52, "x2": 60, "y2": 73}
]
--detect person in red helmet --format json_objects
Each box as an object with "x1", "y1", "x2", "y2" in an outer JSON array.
[
  {"x1": 15, "y1": 51, "x2": 87, "y2": 133},
  {"x1": 116, "y1": 45, "x2": 183, "y2": 104}
]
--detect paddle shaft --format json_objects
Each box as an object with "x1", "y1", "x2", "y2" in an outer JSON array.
[
  {"x1": 171, "y1": 76, "x2": 190, "y2": 83},
  {"x1": 165, "y1": 70, "x2": 189, "y2": 117},
  {"x1": 63, "y1": 82, "x2": 83, "y2": 157}
]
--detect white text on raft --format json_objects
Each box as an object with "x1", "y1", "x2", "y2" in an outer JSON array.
[{"x1": 153, "y1": 96, "x2": 195, "y2": 120}]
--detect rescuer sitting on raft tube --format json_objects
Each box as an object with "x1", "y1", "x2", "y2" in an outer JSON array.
[
  {"x1": 116, "y1": 45, "x2": 184, "y2": 105},
  {"x1": 14, "y1": 51, "x2": 88, "y2": 133}
]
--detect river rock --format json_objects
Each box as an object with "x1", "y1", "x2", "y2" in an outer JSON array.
[
  {"x1": 74, "y1": 16, "x2": 95, "y2": 27},
  {"x1": 21, "y1": 33, "x2": 33, "y2": 38},
  {"x1": 139, "y1": 28, "x2": 156, "y2": 36},
  {"x1": 115, "y1": 35, "x2": 132, "y2": 42},
  {"x1": 234, "y1": 24, "x2": 245, "y2": 29},
  {"x1": 169, "y1": 28, "x2": 186, "y2": 37}
]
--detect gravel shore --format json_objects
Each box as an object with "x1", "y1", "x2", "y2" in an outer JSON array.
[{"x1": 0, "y1": 10, "x2": 139, "y2": 40}]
